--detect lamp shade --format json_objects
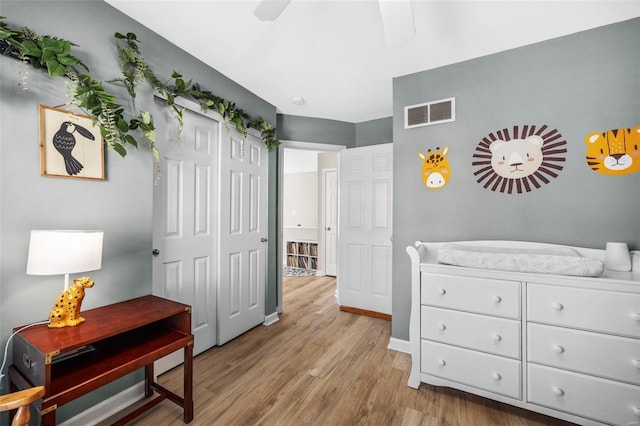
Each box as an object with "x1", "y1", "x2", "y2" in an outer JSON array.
[{"x1": 26, "y1": 230, "x2": 103, "y2": 276}]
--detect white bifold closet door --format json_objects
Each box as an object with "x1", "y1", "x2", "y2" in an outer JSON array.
[
  {"x1": 217, "y1": 128, "x2": 268, "y2": 345},
  {"x1": 152, "y1": 99, "x2": 267, "y2": 373}
]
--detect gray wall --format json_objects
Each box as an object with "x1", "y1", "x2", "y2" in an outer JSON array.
[
  {"x1": 277, "y1": 114, "x2": 393, "y2": 147},
  {"x1": 355, "y1": 117, "x2": 393, "y2": 147},
  {"x1": 277, "y1": 114, "x2": 356, "y2": 147},
  {"x1": 391, "y1": 18, "x2": 640, "y2": 341},
  {"x1": 0, "y1": 1, "x2": 276, "y2": 422}
]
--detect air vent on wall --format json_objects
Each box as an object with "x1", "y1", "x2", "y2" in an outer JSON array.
[{"x1": 404, "y1": 97, "x2": 455, "y2": 129}]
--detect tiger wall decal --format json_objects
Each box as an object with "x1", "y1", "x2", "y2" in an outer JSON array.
[{"x1": 585, "y1": 126, "x2": 640, "y2": 175}]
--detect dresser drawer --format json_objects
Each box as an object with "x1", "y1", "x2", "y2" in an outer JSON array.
[
  {"x1": 421, "y1": 306, "x2": 521, "y2": 359},
  {"x1": 527, "y1": 284, "x2": 640, "y2": 338},
  {"x1": 421, "y1": 340, "x2": 521, "y2": 399},
  {"x1": 527, "y1": 364, "x2": 640, "y2": 426},
  {"x1": 528, "y1": 323, "x2": 640, "y2": 385},
  {"x1": 421, "y1": 273, "x2": 520, "y2": 319}
]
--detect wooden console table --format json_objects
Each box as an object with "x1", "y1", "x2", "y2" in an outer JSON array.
[{"x1": 9, "y1": 295, "x2": 194, "y2": 425}]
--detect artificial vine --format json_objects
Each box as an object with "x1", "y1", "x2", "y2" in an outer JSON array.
[
  {"x1": 112, "y1": 32, "x2": 280, "y2": 150},
  {"x1": 0, "y1": 18, "x2": 156, "y2": 159},
  {"x1": 0, "y1": 16, "x2": 280, "y2": 164}
]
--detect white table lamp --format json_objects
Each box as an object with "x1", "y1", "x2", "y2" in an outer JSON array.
[{"x1": 26, "y1": 230, "x2": 103, "y2": 290}]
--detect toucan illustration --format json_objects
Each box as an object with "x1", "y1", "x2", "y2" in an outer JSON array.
[{"x1": 52, "y1": 121, "x2": 95, "y2": 175}]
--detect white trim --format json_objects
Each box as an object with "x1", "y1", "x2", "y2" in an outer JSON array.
[
  {"x1": 59, "y1": 382, "x2": 146, "y2": 426},
  {"x1": 387, "y1": 337, "x2": 411, "y2": 354},
  {"x1": 263, "y1": 311, "x2": 280, "y2": 326},
  {"x1": 280, "y1": 140, "x2": 346, "y2": 152}
]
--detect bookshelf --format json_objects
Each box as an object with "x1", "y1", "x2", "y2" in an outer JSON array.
[{"x1": 286, "y1": 240, "x2": 318, "y2": 271}]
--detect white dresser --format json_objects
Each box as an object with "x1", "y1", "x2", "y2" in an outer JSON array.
[{"x1": 407, "y1": 241, "x2": 640, "y2": 426}]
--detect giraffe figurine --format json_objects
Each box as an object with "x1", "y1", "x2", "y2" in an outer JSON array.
[{"x1": 48, "y1": 277, "x2": 94, "y2": 328}]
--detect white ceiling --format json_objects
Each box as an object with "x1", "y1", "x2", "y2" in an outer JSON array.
[{"x1": 105, "y1": 0, "x2": 640, "y2": 123}]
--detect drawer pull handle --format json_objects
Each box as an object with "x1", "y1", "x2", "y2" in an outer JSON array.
[
  {"x1": 492, "y1": 372, "x2": 502, "y2": 381},
  {"x1": 632, "y1": 359, "x2": 640, "y2": 369},
  {"x1": 438, "y1": 288, "x2": 446, "y2": 295},
  {"x1": 438, "y1": 359, "x2": 446, "y2": 367},
  {"x1": 633, "y1": 313, "x2": 640, "y2": 322},
  {"x1": 632, "y1": 407, "x2": 640, "y2": 416},
  {"x1": 552, "y1": 387, "x2": 565, "y2": 396},
  {"x1": 493, "y1": 295, "x2": 502, "y2": 303},
  {"x1": 552, "y1": 302, "x2": 564, "y2": 311},
  {"x1": 492, "y1": 333, "x2": 502, "y2": 342},
  {"x1": 438, "y1": 323, "x2": 446, "y2": 331},
  {"x1": 553, "y1": 345, "x2": 565, "y2": 353}
]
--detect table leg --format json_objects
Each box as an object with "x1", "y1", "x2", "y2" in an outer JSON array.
[
  {"x1": 41, "y1": 409, "x2": 56, "y2": 426},
  {"x1": 145, "y1": 363, "x2": 154, "y2": 398},
  {"x1": 183, "y1": 342, "x2": 194, "y2": 423}
]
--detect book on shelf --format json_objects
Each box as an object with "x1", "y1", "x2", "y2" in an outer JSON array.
[{"x1": 287, "y1": 242, "x2": 297, "y2": 254}]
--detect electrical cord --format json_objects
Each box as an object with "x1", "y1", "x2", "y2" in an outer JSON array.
[{"x1": 0, "y1": 320, "x2": 50, "y2": 382}]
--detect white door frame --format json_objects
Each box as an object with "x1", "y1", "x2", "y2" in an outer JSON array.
[{"x1": 277, "y1": 140, "x2": 345, "y2": 313}]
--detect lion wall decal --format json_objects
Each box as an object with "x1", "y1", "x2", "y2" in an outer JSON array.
[{"x1": 472, "y1": 125, "x2": 567, "y2": 194}]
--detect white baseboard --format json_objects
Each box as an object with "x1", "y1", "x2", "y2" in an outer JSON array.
[
  {"x1": 59, "y1": 381, "x2": 146, "y2": 426},
  {"x1": 387, "y1": 337, "x2": 411, "y2": 354},
  {"x1": 263, "y1": 311, "x2": 280, "y2": 326}
]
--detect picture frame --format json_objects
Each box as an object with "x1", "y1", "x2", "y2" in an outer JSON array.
[{"x1": 38, "y1": 105, "x2": 104, "y2": 180}]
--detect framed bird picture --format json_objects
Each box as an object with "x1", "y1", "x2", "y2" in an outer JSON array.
[{"x1": 38, "y1": 105, "x2": 104, "y2": 180}]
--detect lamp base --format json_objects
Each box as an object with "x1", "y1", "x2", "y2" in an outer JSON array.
[{"x1": 48, "y1": 277, "x2": 95, "y2": 328}]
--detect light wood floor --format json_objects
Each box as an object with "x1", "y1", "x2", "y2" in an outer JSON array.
[{"x1": 111, "y1": 275, "x2": 574, "y2": 425}]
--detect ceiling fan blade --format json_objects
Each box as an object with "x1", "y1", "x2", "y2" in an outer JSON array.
[
  {"x1": 378, "y1": 0, "x2": 416, "y2": 46},
  {"x1": 253, "y1": 0, "x2": 292, "y2": 21}
]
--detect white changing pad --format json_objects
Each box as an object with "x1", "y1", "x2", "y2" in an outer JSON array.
[{"x1": 437, "y1": 243, "x2": 605, "y2": 277}]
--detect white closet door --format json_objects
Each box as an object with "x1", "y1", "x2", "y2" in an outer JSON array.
[
  {"x1": 152, "y1": 101, "x2": 219, "y2": 372},
  {"x1": 323, "y1": 169, "x2": 338, "y2": 276},
  {"x1": 218, "y1": 129, "x2": 268, "y2": 345},
  {"x1": 338, "y1": 144, "x2": 393, "y2": 314}
]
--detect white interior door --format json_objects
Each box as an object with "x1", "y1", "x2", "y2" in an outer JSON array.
[
  {"x1": 152, "y1": 100, "x2": 219, "y2": 371},
  {"x1": 338, "y1": 144, "x2": 393, "y2": 315},
  {"x1": 323, "y1": 168, "x2": 338, "y2": 276},
  {"x1": 218, "y1": 129, "x2": 268, "y2": 345}
]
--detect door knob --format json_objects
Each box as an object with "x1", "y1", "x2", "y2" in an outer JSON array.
[
  {"x1": 326, "y1": 227, "x2": 331, "y2": 231},
  {"x1": 261, "y1": 238, "x2": 268, "y2": 242},
  {"x1": 152, "y1": 249, "x2": 160, "y2": 256}
]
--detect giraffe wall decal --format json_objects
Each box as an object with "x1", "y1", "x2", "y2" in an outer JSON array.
[{"x1": 418, "y1": 146, "x2": 450, "y2": 190}]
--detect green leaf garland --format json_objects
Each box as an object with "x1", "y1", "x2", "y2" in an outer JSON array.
[{"x1": 0, "y1": 16, "x2": 280, "y2": 169}]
